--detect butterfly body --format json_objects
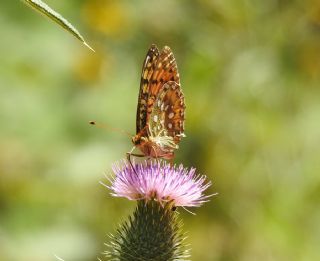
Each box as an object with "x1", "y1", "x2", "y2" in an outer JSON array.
[
  {"x1": 132, "y1": 131, "x2": 175, "y2": 160},
  {"x1": 131, "y1": 45, "x2": 185, "y2": 159}
]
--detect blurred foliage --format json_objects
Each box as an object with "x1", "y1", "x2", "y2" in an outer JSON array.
[{"x1": 0, "y1": 0, "x2": 320, "y2": 260}]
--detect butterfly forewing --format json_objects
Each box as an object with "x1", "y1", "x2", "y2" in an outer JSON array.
[
  {"x1": 149, "y1": 46, "x2": 180, "y2": 97},
  {"x1": 136, "y1": 45, "x2": 180, "y2": 134},
  {"x1": 136, "y1": 44, "x2": 160, "y2": 133}
]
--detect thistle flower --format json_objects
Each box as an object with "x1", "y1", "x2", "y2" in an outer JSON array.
[
  {"x1": 102, "y1": 160, "x2": 213, "y2": 261},
  {"x1": 108, "y1": 160, "x2": 212, "y2": 208}
]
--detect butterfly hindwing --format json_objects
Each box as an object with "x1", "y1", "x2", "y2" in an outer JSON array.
[{"x1": 149, "y1": 81, "x2": 185, "y2": 145}]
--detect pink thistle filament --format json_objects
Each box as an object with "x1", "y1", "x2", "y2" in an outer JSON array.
[{"x1": 107, "y1": 160, "x2": 212, "y2": 208}]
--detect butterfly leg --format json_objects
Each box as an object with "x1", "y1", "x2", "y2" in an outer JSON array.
[
  {"x1": 151, "y1": 145, "x2": 164, "y2": 166},
  {"x1": 169, "y1": 157, "x2": 175, "y2": 167},
  {"x1": 126, "y1": 146, "x2": 137, "y2": 174},
  {"x1": 126, "y1": 147, "x2": 145, "y2": 174},
  {"x1": 165, "y1": 152, "x2": 175, "y2": 167},
  {"x1": 126, "y1": 152, "x2": 145, "y2": 159},
  {"x1": 151, "y1": 145, "x2": 158, "y2": 161}
]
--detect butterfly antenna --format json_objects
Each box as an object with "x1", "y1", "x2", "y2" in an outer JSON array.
[{"x1": 89, "y1": 121, "x2": 132, "y2": 138}]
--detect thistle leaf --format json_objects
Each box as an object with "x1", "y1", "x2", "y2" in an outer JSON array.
[{"x1": 22, "y1": 0, "x2": 94, "y2": 51}]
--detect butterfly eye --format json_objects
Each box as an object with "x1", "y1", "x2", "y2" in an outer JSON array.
[{"x1": 132, "y1": 136, "x2": 140, "y2": 145}]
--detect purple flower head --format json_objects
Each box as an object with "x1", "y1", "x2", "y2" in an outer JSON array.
[{"x1": 107, "y1": 160, "x2": 213, "y2": 208}]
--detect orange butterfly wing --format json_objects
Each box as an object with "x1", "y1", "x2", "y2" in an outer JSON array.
[
  {"x1": 149, "y1": 81, "x2": 186, "y2": 147},
  {"x1": 136, "y1": 44, "x2": 159, "y2": 133},
  {"x1": 136, "y1": 45, "x2": 180, "y2": 134}
]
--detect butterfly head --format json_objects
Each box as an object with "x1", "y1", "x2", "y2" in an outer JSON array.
[{"x1": 132, "y1": 135, "x2": 141, "y2": 146}]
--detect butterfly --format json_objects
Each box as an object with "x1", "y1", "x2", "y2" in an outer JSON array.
[{"x1": 129, "y1": 44, "x2": 186, "y2": 160}]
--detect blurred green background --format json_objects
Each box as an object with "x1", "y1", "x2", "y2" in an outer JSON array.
[{"x1": 1, "y1": 1, "x2": 320, "y2": 260}]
